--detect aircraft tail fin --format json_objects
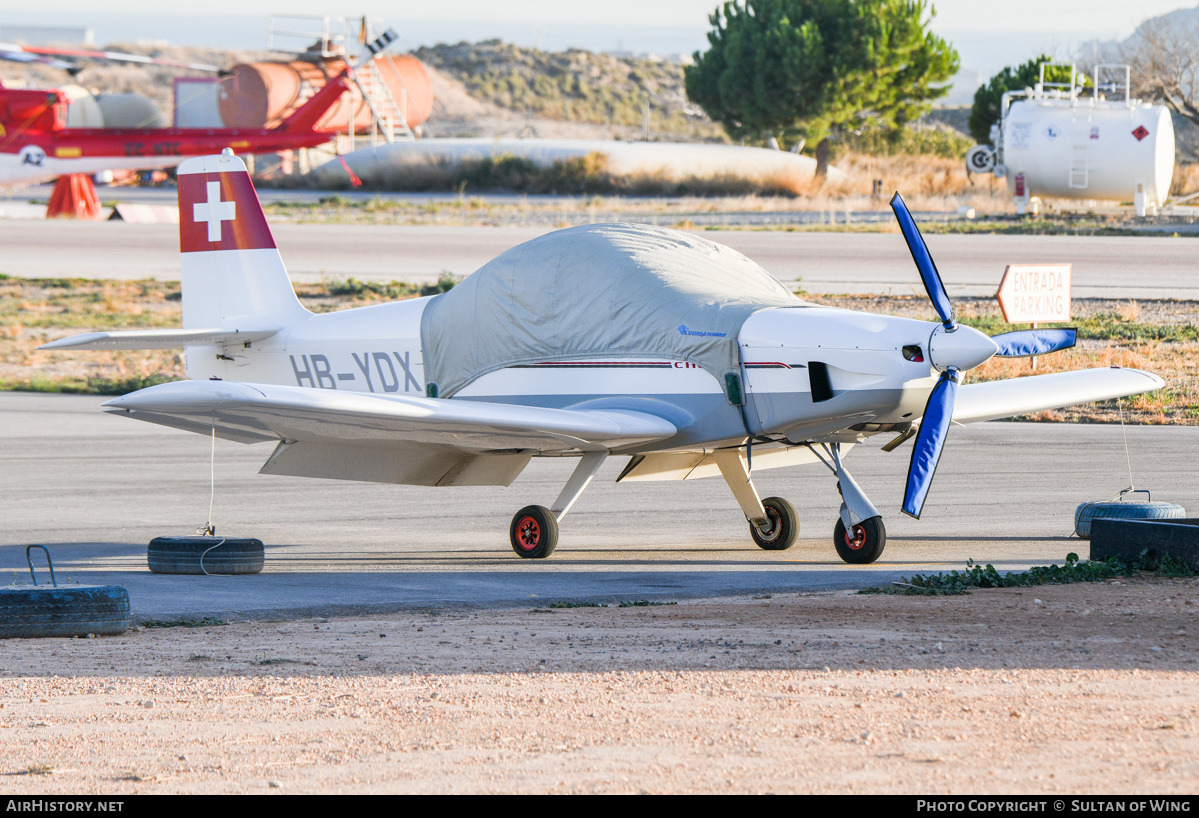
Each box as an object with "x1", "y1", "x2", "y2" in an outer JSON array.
[{"x1": 176, "y1": 151, "x2": 307, "y2": 338}]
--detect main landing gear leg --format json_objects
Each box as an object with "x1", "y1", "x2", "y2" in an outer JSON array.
[
  {"x1": 821, "y1": 443, "x2": 886, "y2": 564},
  {"x1": 509, "y1": 451, "x2": 608, "y2": 560},
  {"x1": 713, "y1": 448, "x2": 799, "y2": 551}
]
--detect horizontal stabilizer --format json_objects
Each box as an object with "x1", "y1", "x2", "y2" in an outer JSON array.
[
  {"x1": 101, "y1": 380, "x2": 677, "y2": 455},
  {"x1": 952, "y1": 368, "x2": 1164, "y2": 424},
  {"x1": 38, "y1": 328, "x2": 279, "y2": 351}
]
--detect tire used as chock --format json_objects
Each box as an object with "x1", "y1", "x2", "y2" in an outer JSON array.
[
  {"x1": 1074, "y1": 490, "x2": 1186, "y2": 539},
  {"x1": 0, "y1": 585, "x2": 131, "y2": 639},
  {"x1": 751, "y1": 496, "x2": 799, "y2": 550},
  {"x1": 147, "y1": 537, "x2": 265, "y2": 575}
]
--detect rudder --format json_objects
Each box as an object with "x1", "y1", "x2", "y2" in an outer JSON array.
[{"x1": 177, "y1": 151, "x2": 306, "y2": 332}]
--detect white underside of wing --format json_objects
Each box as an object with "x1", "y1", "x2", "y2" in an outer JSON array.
[
  {"x1": 39, "y1": 328, "x2": 279, "y2": 351},
  {"x1": 101, "y1": 379, "x2": 677, "y2": 453},
  {"x1": 618, "y1": 442, "x2": 846, "y2": 481},
  {"x1": 952, "y1": 368, "x2": 1165, "y2": 424}
]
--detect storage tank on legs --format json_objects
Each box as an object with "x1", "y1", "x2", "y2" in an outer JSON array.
[{"x1": 216, "y1": 55, "x2": 433, "y2": 134}]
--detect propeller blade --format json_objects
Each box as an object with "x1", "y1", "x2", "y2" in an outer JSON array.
[
  {"x1": 890, "y1": 193, "x2": 956, "y2": 329},
  {"x1": 902, "y1": 369, "x2": 959, "y2": 519},
  {"x1": 992, "y1": 328, "x2": 1077, "y2": 358}
]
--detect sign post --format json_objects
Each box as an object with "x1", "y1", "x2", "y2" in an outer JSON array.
[{"x1": 995, "y1": 264, "x2": 1072, "y2": 369}]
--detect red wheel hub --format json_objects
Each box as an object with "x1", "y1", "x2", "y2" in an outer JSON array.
[
  {"x1": 844, "y1": 524, "x2": 866, "y2": 551},
  {"x1": 515, "y1": 516, "x2": 541, "y2": 551}
]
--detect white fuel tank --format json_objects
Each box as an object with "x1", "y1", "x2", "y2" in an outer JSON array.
[{"x1": 1002, "y1": 98, "x2": 1174, "y2": 204}]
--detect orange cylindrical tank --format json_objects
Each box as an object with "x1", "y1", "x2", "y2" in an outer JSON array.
[{"x1": 216, "y1": 55, "x2": 434, "y2": 134}]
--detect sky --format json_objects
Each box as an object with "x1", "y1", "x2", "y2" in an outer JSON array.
[{"x1": 3, "y1": 1, "x2": 1197, "y2": 78}]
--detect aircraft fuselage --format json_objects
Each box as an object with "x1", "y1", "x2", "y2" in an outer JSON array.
[{"x1": 187, "y1": 296, "x2": 941, "y2": 452}]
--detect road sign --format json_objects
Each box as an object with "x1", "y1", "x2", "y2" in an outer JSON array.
[{"x1": 996, "y1": 264, "x2": 1071, "y2": 324}]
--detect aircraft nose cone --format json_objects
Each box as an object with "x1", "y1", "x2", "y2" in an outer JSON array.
[{"x1": 927, "y1": 324, "x2": 999, "y2": 372}]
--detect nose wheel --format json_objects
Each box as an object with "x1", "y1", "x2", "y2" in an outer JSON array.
[
  {"x1": 510, "y1": 505, "x2": 558, "y2": 559},
  {"x1": 834, "y1": 516, "x2": 886, "y2": 564}
]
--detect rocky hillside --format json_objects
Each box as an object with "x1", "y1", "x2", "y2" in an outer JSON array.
[{"x1": 413, "y1": 40, "x2": 727, "y2": 143}]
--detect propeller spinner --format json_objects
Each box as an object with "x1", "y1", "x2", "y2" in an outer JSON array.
[{"x1": 889, "y1": 193, "x2": 1078, "y2": 518}]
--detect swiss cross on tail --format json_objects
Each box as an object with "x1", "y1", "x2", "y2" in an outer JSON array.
[{"x1": 177, "y1": 152, "x2": 276, "y2": 253}]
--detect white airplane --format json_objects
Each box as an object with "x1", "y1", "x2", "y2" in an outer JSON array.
[{"x1": 41, "y1": 150, "x2": 1164, "y2": 563}]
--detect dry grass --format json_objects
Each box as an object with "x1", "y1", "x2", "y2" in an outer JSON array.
[
  {"x1": 1171, "y1": 162, "x2": 1199, "y2": 197},
  {"x1": 1, "y1": 278, "x2": 385, "y2": 391},
  {"x1": 264, "y1": 151, "x2": 1018, "y2": 231}
]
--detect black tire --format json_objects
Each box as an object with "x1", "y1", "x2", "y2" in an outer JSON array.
[
  {"x1": 147, "y1": 537, "x2": 265, "y2": 575},
  {"x1": 750, "y1": 496, "x2": 799, "y2": 550},
  {"x1": 0, "y1": 586, "x2": 131, "y2": 638},
  {"x1": 1074, "y1": 501, "x2": 1186, "y2": 539},
  {"x1": 510, "y1": 505, "x2": 558, "y2": 559},
  {"x1": 834, "y1": 516, "x2": 887, "y2": 564}
]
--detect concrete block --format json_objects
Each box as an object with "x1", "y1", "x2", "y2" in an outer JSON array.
[{"x1": 1090, "y1": 518, "x2": 1199, "y2": 570}]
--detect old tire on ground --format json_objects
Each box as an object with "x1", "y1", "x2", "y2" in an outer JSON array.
[
  {"x1": 510, "y1": 505, "x2": 558, "y2": 559},
  {"x1": 750, "y1": 496, "x2": 799, "y2": 550},
  {"x1": 834, "y1": 516, "x2": 887, "y2": 564},
  {"x1": 1074, "y1": 501, "x2": 1186, "y2": 539},
  {"x1": 0, "y1": 586, "x2": 131, "y2": 638},
  {"x1": 147, "y1": 537, "x2": 265, "y2": 575}
]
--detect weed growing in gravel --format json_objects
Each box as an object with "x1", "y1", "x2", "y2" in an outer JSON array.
[{"x1": 863, "y1": 553, "x2": 1197, "y2": 596}]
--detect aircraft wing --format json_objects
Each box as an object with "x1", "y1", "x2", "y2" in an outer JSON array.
[
  {"x1": 39, "y1": 329, "x2": 280, "y2": 351},
  {"x1": 952, "y1": 368, "x2": 1164, "y2": 424},
  {"x1": 102, "y1": 379, "x2": 676, "y2": 453}
]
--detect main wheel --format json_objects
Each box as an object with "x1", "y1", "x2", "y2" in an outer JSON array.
[
  {"x1": 510, "y1": 505, "x2": 559, "y2": 559},
  {"x1": 750, "y1": 496, "x2": 799, "y2": 550},
  {"x1": 833, "y1": 516, "x2": 886, "y2": 564}
]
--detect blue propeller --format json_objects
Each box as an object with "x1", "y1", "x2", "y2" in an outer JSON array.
[
  {"x1": 992, "y1": 328, "x2": 1077, "y2": 358},
  {"x1": 889, "y1": 193, "x2": 1077, "y2": 518},
  {"x1": 902, "y1": 368, "x2": 958, "y2": 518}
]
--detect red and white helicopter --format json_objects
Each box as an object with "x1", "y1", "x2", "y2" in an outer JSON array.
[
  {"x1": 0, "y1": 28, "x2": 403, "y2": 192},
  {"x1": 41, "y1": 151, "x2": 1164, "y2": 563},
  {"x1": 0, "y1": 65, "x2": 350, "y2": 189},
  {"x1": 0, "y1": 74, "x2": 348, "y2": 189}
]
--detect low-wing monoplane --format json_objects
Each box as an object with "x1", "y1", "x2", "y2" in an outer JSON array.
[{"x1": 41, "y1": 151, "x2": 1165, "y2": 563}]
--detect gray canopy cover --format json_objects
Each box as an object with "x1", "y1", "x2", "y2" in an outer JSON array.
[{"x1": 420, "y1": 223, "x2": 805, "y2": 398}]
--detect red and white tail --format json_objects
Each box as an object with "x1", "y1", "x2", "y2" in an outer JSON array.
[{"x1": 177, "y1": 151, "x2": 306, "y2": 334}]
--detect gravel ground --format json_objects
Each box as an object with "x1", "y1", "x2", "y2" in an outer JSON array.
[{"x1": 1, "y1": 577, "x2": 1196, "y2": 794}]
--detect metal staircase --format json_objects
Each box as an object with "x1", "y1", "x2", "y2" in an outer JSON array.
[
  {"x1": 350, "y1": 58, "x2": 412, "y2": 146},
  {"x1": 267, "y1": 15, "x2": 416, "y2": 149}
]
